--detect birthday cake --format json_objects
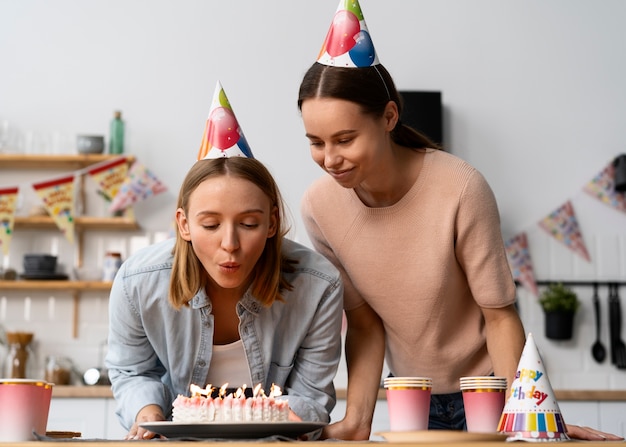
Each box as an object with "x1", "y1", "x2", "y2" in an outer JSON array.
[{"x1": 172, "y1": 383, "x2": 289, "y2": 423}]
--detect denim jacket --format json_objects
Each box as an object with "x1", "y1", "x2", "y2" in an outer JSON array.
[{"x1": 106, "y1": 238, "x2": 343, "y2": 431}]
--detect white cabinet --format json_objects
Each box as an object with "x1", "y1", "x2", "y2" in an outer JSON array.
[
  {"x1": 560, "y1": 401, "x2": 625, "y2": 437},
  {"x1": 47, "y1": 398, "x2": 126, "y2": 440},
  {"x1": 558, "y1": 401, "x2": 600, "y2": 431},
  {"x1": 597, "y1": 402, "x2": 626, "y2": 438}
]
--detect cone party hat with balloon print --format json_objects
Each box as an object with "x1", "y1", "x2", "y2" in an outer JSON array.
[
  {"x1": 498, "y1": 333, "x2": 569, "y2": 442},
  {"x1": 317, "y1": 0, "x2": 379, "y2": 67},
  {"x1": 197, "y1": 81, "x2": 254, "y2": 160}
]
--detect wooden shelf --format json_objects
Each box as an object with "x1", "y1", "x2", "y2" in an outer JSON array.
[
  {"x1": 14, "y1": 216, "x2": 139, "y2": 231},
  {"x1": 0, "y1": 153, "x2": 135, "y2": 169},
  {"x1": 1, "y1": 153, "x2": 138, "y2": 339},
  {"x1": 0, "y1": 280, "x2": 112, "y2": 339},
  {"x1": 0, "y1": 280, "x2": 112, "y2": 291}
]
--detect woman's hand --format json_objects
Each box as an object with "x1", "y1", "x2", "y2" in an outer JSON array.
[
  {"x1": 321, "y1": 417, "x2": 371, "y2": 441},
  {"x1": 288, "y1": 409, "x2": 302, "y2": 422},
  {"x1": 566, "y1": 423, "x2": 624, "y2": 441},
  {"x1": 124, "y1": 404, "x2": 165, "y2": 440}
]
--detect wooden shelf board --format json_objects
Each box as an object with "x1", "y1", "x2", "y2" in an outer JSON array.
[
  {"x1": 14, "y1": 216, "x2": 139, "y2": 230},
  {"x1": 0, "y1": 280, "x2": 112, "y2": 291},
  {"x1": 0, "y1": 153, "x2": 135, "y2": 169}
]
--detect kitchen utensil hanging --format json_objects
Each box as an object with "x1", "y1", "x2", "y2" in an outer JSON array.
[
  {"x1": 608, "y1": 283, "x2": 626, "y2": 369},
  {"x1": 591, "y1": 283, "x2": 606, "y2": 363}
]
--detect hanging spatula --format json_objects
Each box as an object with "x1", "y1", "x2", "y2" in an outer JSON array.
[
  {"x1": 608, "y1": 283, "x2": 626, "y2": 369},
  {"x1": 591, "y1": 283, "x2": 606, "y2": 363}
]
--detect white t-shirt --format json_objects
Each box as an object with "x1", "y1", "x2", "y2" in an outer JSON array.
[{"x1": 206, "y1": 339, "x2": 253, "y2": 387}]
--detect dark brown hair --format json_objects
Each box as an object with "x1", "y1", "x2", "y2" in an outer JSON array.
[
  {"x1": 298, "y1": 62, "x2": 441, "y2": 151},
  {"x1": 169, "y1": 157, "x2": 295, "y2": 309}
]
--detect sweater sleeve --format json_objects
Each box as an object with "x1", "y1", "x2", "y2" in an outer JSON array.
[
  {"x1": 301, "y1": 186, "x2": 366, "y2": 311},
  {"x1": 454, "y1": 169, "x2": 517, "y2": 308}
]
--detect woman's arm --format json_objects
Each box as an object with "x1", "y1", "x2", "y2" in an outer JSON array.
[
  {"x1": 482, "y1": 304, "x2": 525, "y2": 387},
  {"x1": 322, "y1": 302, "x2": 385, "y2": 440},
  {"x1": 106, "y1": 267, "x2": 170, "y2": 431}
]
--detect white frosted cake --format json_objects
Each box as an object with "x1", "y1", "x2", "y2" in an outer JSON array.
[{"x1": 172, "y1": 383, "x2": 289, "y2": 423}]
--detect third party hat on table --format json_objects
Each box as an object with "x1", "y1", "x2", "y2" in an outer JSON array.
[
  {"x1": 197, "y1": 81, "x2": 254, "y2": 160},
  {"x1": 498, "y1": 333, "x2": 569, "y2": 442},
  {"x1": 317, "y1": 0, "x2": 379, "y2": 67}
]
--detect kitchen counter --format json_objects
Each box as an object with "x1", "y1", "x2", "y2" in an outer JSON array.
[{"x1": 52, "y1": 386, "x2": 626, "y2": 401}]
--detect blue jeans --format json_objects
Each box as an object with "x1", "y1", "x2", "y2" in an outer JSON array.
[{"x1": 429, "y1": 392, "x2": 467, "y2": 430}]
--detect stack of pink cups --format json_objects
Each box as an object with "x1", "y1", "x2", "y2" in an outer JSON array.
[
  {"x1": 0, "y1": 379, "x2": 54, "y2": 441},
  {"x1": 383, "y1": 376, "x2": 433, "y2": 431},
  {"x1": 459, "y1": 376, "x2": 508, "y2": 433}
]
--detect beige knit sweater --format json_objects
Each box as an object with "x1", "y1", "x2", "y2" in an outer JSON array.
[{"x1": 301, "y1": 148, "x2": 516, "y2": 394}]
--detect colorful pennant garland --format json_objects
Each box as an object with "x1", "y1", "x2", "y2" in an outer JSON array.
[
  {"x1": 32, "y1": 175, "x2": 76, "y2": 243},
  {"x1": 0, "y1": 156, "x2": 167, "y2": 251},
  {"x1": 0, "y1": 186, "x2": 19, "y2": 255},
  {"x1": 538, "y1": 200, "x2": 590, "y2": 263},
  {"x1": 505, "y1": 232, "x2": 539, "y2": 296},
  {"x1": 109, "y1": 161, "x2": 167, "y2": 213},
  {"x1": 583, "y1": 161, "x2": 626, "y2": 214},
  {"x1": 87, "y1": 156, "x2": 130, "y2": 201}
]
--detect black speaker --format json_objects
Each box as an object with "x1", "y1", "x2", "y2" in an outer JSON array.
[
  {"x1": 399, "y1": 91, "x2": 443, "y2": 144},
  {"x1": 614, "y1": 154, "x2": 626, "y2": 192}
]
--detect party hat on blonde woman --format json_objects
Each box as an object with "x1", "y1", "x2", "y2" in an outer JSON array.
[
  {"x1": 498, "y1": 333, "x2": 569, "y2": 442},
  {"x1": 197, "y1": 81, "x2": 254, "y2": 160},
  {"x1": 317, "y1": 0, "x2": 379, "y2": 67}
]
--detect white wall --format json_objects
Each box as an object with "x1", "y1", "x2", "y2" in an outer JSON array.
[{"x1": 2, "y1": 0, "x2": 626, "y2": 389}]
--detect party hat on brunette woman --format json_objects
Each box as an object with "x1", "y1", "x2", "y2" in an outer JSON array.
[
  {"x1": 197, "y1": 81, "x2": 254, "y2": 160},
  {"x1": 498, "y1": 333, "x2": 569, "y2": 442},
  {"x1": 317, "y1": 0, "x2": 379, "y2": 67}
]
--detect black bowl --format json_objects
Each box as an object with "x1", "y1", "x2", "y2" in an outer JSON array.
[{"x1": 23, "y1": 254, "x2": 57, "y2": 273}]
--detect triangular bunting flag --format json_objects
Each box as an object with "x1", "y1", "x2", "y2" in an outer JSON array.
[
  {"x1": 87, "y1": 156, "x2": 129, "y2": 202},
  {"x1": 538, "y1": 200, "x2": 590, "y2": 262},
  {"x1": 109, "y1": 162, "x2": 167, "y2": 213},
  {"x1": 0, "y1": 186, "x2": 19, "y2": 255},
  {"x1": 583, "y1": 161, "x2": 626, "y2": 214},
  {"x1": 505, "y1": 232, "x2": 539, "y2": 296},
  {"x1": 32, "y1": 175, "x2": 76, "y2": 243}
]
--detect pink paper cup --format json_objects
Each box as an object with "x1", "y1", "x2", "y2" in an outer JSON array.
[
  {"x1": 384, "y1": 377, "x2": 432, "y2": 432},
  {"x1": 0, "y1": 379, "x2": 53, "y2": 441},
  {"x1": 460, "y1": 378, "x2": 506, "y2": 433}
]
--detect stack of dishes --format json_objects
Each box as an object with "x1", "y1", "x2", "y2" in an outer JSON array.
[{"x1": 20, "y1": 254, "x2": 68, "y2": 280}]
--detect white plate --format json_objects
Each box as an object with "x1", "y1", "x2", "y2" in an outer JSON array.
[
  {"x1": 140, "y1": 421, "x2": 326, "y2": 439},
  {"x1": 375, "y1": 430, "x2": 509, "y2": 443}
]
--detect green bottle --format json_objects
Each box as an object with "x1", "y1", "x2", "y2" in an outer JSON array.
[{"x1": 109, "y1": 110, "x2": 124, "y2": 154}]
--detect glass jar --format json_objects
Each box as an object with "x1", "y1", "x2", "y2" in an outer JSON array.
[
  {"x1": 102, "y1": 252, "x2": 122, "y2": 281},
  {"x1": 44, "y1": 356, "x2": 73, "y2": 385},
  {"x1": 4, "y1": 332, "x2": 35, "y2": 379}
]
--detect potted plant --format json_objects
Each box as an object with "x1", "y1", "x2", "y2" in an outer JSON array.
[{"x1": 539, "y1": 283, "x2": 580, "y2": 340}]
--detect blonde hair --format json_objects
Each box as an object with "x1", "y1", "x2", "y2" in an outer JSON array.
[{"x1": 169, "y1": 157, "x2": 295, "y2": 310}]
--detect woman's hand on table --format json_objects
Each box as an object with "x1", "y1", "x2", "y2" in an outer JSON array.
[
  {"x1": 321, "y1": 417, "x2": 371, "y2": 441},
  {"x1": 566, "y1": 423, "x2": 624, "y2": 441},
  {"x1": 125, "y1": 404, "x2": 165, "y2": 440}
]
